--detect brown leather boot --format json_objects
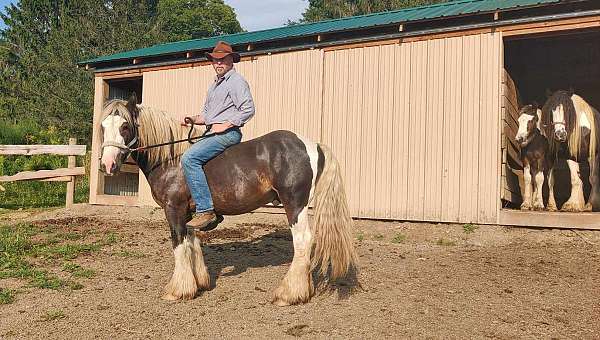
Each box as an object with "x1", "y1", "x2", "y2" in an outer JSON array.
[{"x1": 186, "y1": 211, "x2": 217, "y2": 231}]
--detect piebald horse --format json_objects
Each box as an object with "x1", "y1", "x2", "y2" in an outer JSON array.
[
  {"x1": 541, "y1": 90, "x2": 600, "y2": 212},
  {"x1": 515, "y1": 104, "x2": 549, "y2": 210},
  {"x1": 100, "y1": 95, "x2": 357, "y2": 305}
]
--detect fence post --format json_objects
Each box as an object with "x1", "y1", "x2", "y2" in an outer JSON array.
[{"x1": 66, "y1": 138, "x2": 77, "y2": 207}]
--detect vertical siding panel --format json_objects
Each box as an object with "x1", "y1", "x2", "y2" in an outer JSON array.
[
  {"x1": 441, "y1": 36, "x2": 463, "y2": 222},
  {"x1": 459, "y1": 35, "x2": 482, "y2": 223},
  {"x1": 407, "y1": 41, "x2": 427, "y2": 220},
  {"x1": 357, "y1": 46, "x2": 377, "y2": 217},
  {"x1": 390, "y1": 42, "x2": 411, "y2": 219},
  {"x1": 346, "y1": 48, "x2": 363, "y2": 216},
  {"x1": 479, "y1": 34, "x2": 495, "y2": 223},
  {"x1": 459, "y1": 36, "x2": 471, "y2": 222},
  {"x1": 424, "y1": 39, "x2": 445, "y2": 221},
  {"x1": 492, "y1": 33, "x2": 502, "y2": 223}
]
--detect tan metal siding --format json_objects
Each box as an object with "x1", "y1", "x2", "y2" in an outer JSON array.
[
  {"x1": 236, "y1": 50, "x2": 323, "y2": 143},
  {"x1": 322, "y1": 32, "x2": 501, "y2": 223},
  {"x1": 441, "y1": 37, "x2": 463, "y2": 222}
]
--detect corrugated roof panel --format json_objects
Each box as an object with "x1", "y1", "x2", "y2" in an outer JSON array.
[{"x1": 84, "y1": 0, "x2": 560, "y2": 65}]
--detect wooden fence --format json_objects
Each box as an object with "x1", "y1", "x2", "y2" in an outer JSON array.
[{"x1": 0, "y1": 138, "x2": 86, "y2": 207}]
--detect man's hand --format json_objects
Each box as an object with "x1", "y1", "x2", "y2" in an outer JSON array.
[
  {"x1": 211, "y1": 122, "x2": 234, "y2": 133},
  {"x1": 181, "y1": 115, "x2": 205, "y2": 127}
]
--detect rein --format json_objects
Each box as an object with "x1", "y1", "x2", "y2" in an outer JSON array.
[{"x1": 101, "y1": 118, "x2": 210, "y2": 154}]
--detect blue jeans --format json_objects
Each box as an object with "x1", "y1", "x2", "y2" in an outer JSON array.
[{"x1": 181, "y1": 128, "x2": 242, "y2": 213}]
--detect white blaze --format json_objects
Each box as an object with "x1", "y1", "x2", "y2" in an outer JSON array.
[
  {"x1": 516, "y1": 114, "x2": 534, "y2": 142},
  {"x1": 100, "y1": 115, "x2": 126, "y2": 175},
  {"x1": 552, "y1": 104, "x2": 566, "y2": 136}
]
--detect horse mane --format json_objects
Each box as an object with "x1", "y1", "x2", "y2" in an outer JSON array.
[
  {"x1": 102, "y1": 99, "x2": 202, "y2": 168},
  {"x1": 571, "y1": 94, "x2": 598, "y2": 168}
]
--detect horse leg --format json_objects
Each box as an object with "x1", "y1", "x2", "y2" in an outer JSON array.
[
  {"x1": 547, "y1": 167, "x2": 558, "y2": 211},
  {"x1": 532, "y1": 169, "x2": 545, "y2": 211},
  {"x1": 521, "y1": 164, "x2": 533, "y2": 210},
  {"x1": 561, "y1": 160, "x2": 586, "y2": 212},
  {"x1": 589, "y1": 153, "x2": 600, "y2": 211},
  {"x1": 272, "y1": 203, "x2": 314, "y2": 306},
  {"x1": 162, "y1": 206, "x2": 209, "y2": 301}
]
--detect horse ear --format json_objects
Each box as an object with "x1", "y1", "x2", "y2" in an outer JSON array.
[
  {"x1": 126, "y1": 92, "x2": 139, "y2": 119},
  {"x1": 532, "y1": 101, "x2": 539, "y2": 110}
]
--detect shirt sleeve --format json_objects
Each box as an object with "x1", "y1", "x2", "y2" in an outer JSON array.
[
  {"x1": 229, "y1": 78, "x2": 255, "y2": 126},
  {"x1": 201, "y1": 89, "x2": 210, "y2": 121}
]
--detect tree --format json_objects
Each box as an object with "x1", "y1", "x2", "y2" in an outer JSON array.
[
  {"x1": 0, "y1": 0, "x2": 242, "y2": 142},
  {"x1": 301, "y1": 0, "x2": 449, "y2": 22},
  {"x1": 157, "y1": 0, "x2": 242, "y2": 42}
]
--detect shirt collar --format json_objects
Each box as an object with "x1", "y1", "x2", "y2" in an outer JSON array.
[{"x1": 215, "y1": 68, "x2": 235, "y2": 83}]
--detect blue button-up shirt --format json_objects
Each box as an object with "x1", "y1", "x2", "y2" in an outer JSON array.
[{"x1": 202, "y1": 69, "x2": 255, "y2": 127}]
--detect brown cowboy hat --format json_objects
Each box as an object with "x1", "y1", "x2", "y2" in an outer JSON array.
[{"x1": 206, "y1": 41, "x2": 240, "y2": 63}]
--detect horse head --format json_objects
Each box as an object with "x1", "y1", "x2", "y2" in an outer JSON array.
[
  {"x1": 100, "y1": 93, "x2": 140, "y2": 175},
  {"x1": 516, "y1": 104, "x2": 540, "y2": 147},
  {"x1": 542, "y1": 90, "x2": 576, "y2": 143}
]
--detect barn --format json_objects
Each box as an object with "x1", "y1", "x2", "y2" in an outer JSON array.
[{"x1": 81, "y1": 0, "x2": 600, "y2": 229}]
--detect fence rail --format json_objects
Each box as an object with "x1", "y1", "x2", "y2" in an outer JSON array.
[{"x1": 0, "y1": 138, "x2": 86, "y2": 207}]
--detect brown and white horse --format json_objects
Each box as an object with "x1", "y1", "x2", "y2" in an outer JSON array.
[
  {"x1": 542, "y1": 90, "x2": 600, "y2": 212},
  {"x1": 515, "y1": 104, "x2": 549, "y2": 210},
  {"x1": 99, "y1": 94, "x2": 358, "y2": 305}
]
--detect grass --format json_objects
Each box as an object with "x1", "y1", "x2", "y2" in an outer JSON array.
[
  {"x1": 62, "y1": 263, "x2": 95, "y2": 278},
  {"x1": 391, "y1": 233, "x2": 407, "y2": 244},
  {"x1": 41, "y1": 309, "x2": 66, "y2": 322},
  {"x1": 0, "y1": 288, "x2": 15, "y2": 304},
  {"x1": 115, "y1": 250, "x2": 146, "y2": 258},
  {"x1": 0, "y1": 177, "x2": 89, "y2": 210},
  {"x1": 0, "y1": 222, "x2": 109, "y2": 302},
  {"x1": 436, "y1": 238, "x2": 457, "y2": 246},
  {"x1": 356, "y1": 232, "x2": 364, "y2": 241},
  {"x1": 463, "y1": 223, "x2": 479, "y2": 234},
  {"x1": 101, "y1": 232, "x2": 119, "y2": 245}
]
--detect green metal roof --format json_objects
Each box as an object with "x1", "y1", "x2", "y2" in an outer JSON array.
[{"x1": 83, "y1": 0, "x2": 560, "y2": 66}]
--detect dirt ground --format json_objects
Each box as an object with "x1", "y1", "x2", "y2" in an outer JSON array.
[{"x1": 1, "y1": 204, "x2": 599, "y2": 339}]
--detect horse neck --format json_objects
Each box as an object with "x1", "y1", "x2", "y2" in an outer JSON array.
[{"x1": 130, "y1": 151, "x2": 152, "y2": 177}]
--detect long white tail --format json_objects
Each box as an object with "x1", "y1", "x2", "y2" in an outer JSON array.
[{"x1": 311, "y1": 144, "x2": 358, "y2": 280}]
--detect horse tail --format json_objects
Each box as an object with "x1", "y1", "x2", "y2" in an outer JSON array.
[{"x1": 311, "y1": 144, "x2": 357, "y2": 280}]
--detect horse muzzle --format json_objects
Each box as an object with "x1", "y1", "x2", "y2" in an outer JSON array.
[
  {"x1": 554, "y1": 131, "x2": 567, "y2": 142},
  {"x1": 99, "y1": 160, "x2": 120, "y2": 176}
]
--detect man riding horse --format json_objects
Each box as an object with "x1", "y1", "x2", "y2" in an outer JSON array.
[{"x1": 181, "y1": 41, "x2": 255, "y2": 231}]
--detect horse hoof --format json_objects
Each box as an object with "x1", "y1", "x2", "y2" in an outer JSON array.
[
  {"x1": 520, "y1": 204, "x2": 531, "y2": 211},
  {"x1": 271, "y1": 297, "x2": 292, "y2": 307},
  {"x1": 161, "y1": 293, "x2": 180, "y2": 301}
]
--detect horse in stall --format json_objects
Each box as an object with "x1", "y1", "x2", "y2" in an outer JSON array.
[
  {"x1": 99, "y1": 94, "x2": 358, "y2": 305},
  {"x1": 515, "y1": 104, "x2": 549, "y2": 210},
  {"x1": 541, "y1": 90, "x2": 600, "y2": 212}
]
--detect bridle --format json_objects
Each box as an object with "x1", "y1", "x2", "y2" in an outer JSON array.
[{"x1": 100, "y1": 114, "x2": 211, "y2": 160}]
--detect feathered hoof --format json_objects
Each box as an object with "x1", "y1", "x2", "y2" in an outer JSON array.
[
  {"x1": 546, "y1": 204, "x2": 558, "y2": 212},
  {"x1": 561, "y1": 201, "x2": 584, "y2": 212},
  {"x1": 533, "y1": 202, "x2": 545, "y2": 211},
  {"x1": 161, "y1": 279, "x2": 197, "y2": 301},
  {"x1": 520, "y1": 202, "x2": 532, "y2": 211},
  {"x1": 271, "y1": 276, "x2": 313, "y2": 307},
  {"x1": 584, "y1": 202, "x2": 593, "y2": 212}
]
